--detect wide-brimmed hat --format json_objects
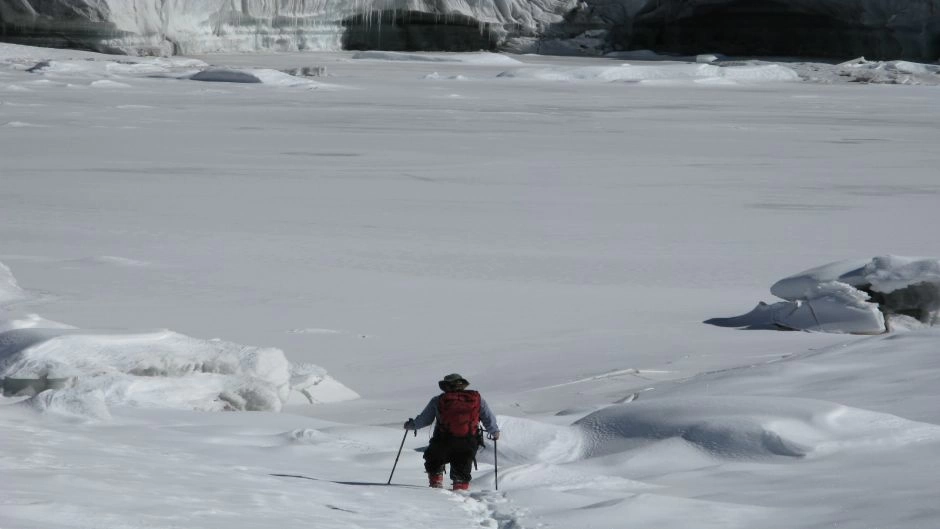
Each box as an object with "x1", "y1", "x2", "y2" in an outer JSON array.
[{"x1": 438, "y1": 373, "x2": 469, "y2": 390}]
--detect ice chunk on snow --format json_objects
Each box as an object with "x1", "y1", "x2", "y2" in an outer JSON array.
[
  {"x1": 23, "y1": 388, "x2": 112, "y2": 421},
  {"x1": 713, "y1": 256, "x2": 939, "y2": 334},
  {"x1": 773, "y1": 256, "x2": 940, "y2": 324},
  {"x1": 835, "y1": 58, "x2": 940, "y2": 85},
  {"x1": 768, "y1": 282, "x2": 885, "y2": 334},
  {"x1": 0, "y1": 317, "x2": 356, "y2": 414},
  {"x1": 289, "y1": 363, "x2": 360, "y2": 404}
]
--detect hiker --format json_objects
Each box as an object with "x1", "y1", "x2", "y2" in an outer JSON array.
[{"x1": 404, "y1": 373, "x2": 500, "y2": 491}]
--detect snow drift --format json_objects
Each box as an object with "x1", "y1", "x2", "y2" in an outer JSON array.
[{"x1": 707, "y1": 256, "x2": 940, "y2": 334}]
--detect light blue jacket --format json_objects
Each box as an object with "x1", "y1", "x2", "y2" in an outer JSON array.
[{"x1": 413, "y1": 392, "x2": 500, "y2": 435}]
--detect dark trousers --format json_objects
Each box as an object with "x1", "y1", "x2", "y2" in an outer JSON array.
[{"x1": 424, "y1": 434, "x2": 479, "y2": 482}]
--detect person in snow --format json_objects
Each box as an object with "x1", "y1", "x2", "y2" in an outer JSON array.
[{"x1": 404, "y1": 373, "x2": 500, "y2": 491}]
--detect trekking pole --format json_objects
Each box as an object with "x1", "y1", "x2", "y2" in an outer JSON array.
[
  {"x1": 493, "y1": 438, "x2": 499, "y2": 491},
  {"x1": 387, "y1": 427, "x2": 411, "y2": 485}
]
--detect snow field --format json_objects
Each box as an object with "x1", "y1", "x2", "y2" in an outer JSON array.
[{"x1": 2, "y1": 42, "x2": 940, "y2": 529}]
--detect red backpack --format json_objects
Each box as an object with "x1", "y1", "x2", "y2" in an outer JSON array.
[{"x1": 437, "y1": 390, "x2": 481, "y2": 437}]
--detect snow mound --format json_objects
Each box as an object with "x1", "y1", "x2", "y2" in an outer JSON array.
[
  {"x1": 0, "y1": 261, "x2": 26, "y2": 305},
  {"x1": 709, "y1": 256, "x2": 940, "y2": 333},
  {"x1": 189, "y1": 68, "x2": 334, "y2": 89},
  {"x1": 0, "y1": 317, "x2": 357, "y2": 415},
  {"x1": 496, "y1": 63, "x2": 799, "y2": 84},
  {"x1": 352, "y1": 51, "x2": 523, "y2": 65},
  {"x1": 575, "y1": 397, "x2": 940, "y2": 460}
]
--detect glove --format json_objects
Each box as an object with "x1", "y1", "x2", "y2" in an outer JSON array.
[
  {"x1": 404, "y1": 419, "x2": 416, "y2": 430},
  {"x1": 487, "y1": 431, "x2": 500, "y2": 441}
]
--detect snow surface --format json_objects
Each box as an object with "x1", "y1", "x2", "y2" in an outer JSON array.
[{"x1": 2, "y1": 43, "x2": 940, "y2": 529}]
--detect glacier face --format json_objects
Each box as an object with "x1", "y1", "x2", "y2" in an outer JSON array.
[
  {"x1": 627, "y1": 0, "x2": 940, "y2": 61},
  {"x1": 0, "y1": 0, "x2": 938, "y2": 59},
  {"x1": 0, "y1": 0, "x2": 576, "y2": 55}
]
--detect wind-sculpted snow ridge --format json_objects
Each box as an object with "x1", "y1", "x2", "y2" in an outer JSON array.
[
  {"x1": 574, "y1": 397, "x2": 940, "y2": 460},
  {"x1": 708, "y1": 255, "x2": 940, "y2": 334},
  {"x1": 0, "y1": 313, "x2": 358, "y2": 416},
  {"x1": 0, "y1": 0, "x2": 573, "y2": 55}
]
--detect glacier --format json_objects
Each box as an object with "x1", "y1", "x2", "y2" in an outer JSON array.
[
  {"x1": 0, "y1": 0, "x2": 576, "y2": 55},
  {"x1": 2, "y1": 0, "x2": 939, "y2": 59}
]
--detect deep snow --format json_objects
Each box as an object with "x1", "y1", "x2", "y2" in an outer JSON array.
[{"x1": 2, "y1": 43, "x2": 940, "y2": 529}]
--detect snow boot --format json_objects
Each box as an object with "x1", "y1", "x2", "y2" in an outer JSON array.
[
  {"x1": 429, "y1": 474, "x2": 444, "y2": 488},
  {"x1": 452, "y1": 481, "x2": 470, "y2": 491}
]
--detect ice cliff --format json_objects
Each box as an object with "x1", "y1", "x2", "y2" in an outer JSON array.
[
  {"x1": 0, "y1": 0, "x2": 575, "y2": 55},
  {"x1": 1, "y1": 0, "x2": 937, "y2": 60}
]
